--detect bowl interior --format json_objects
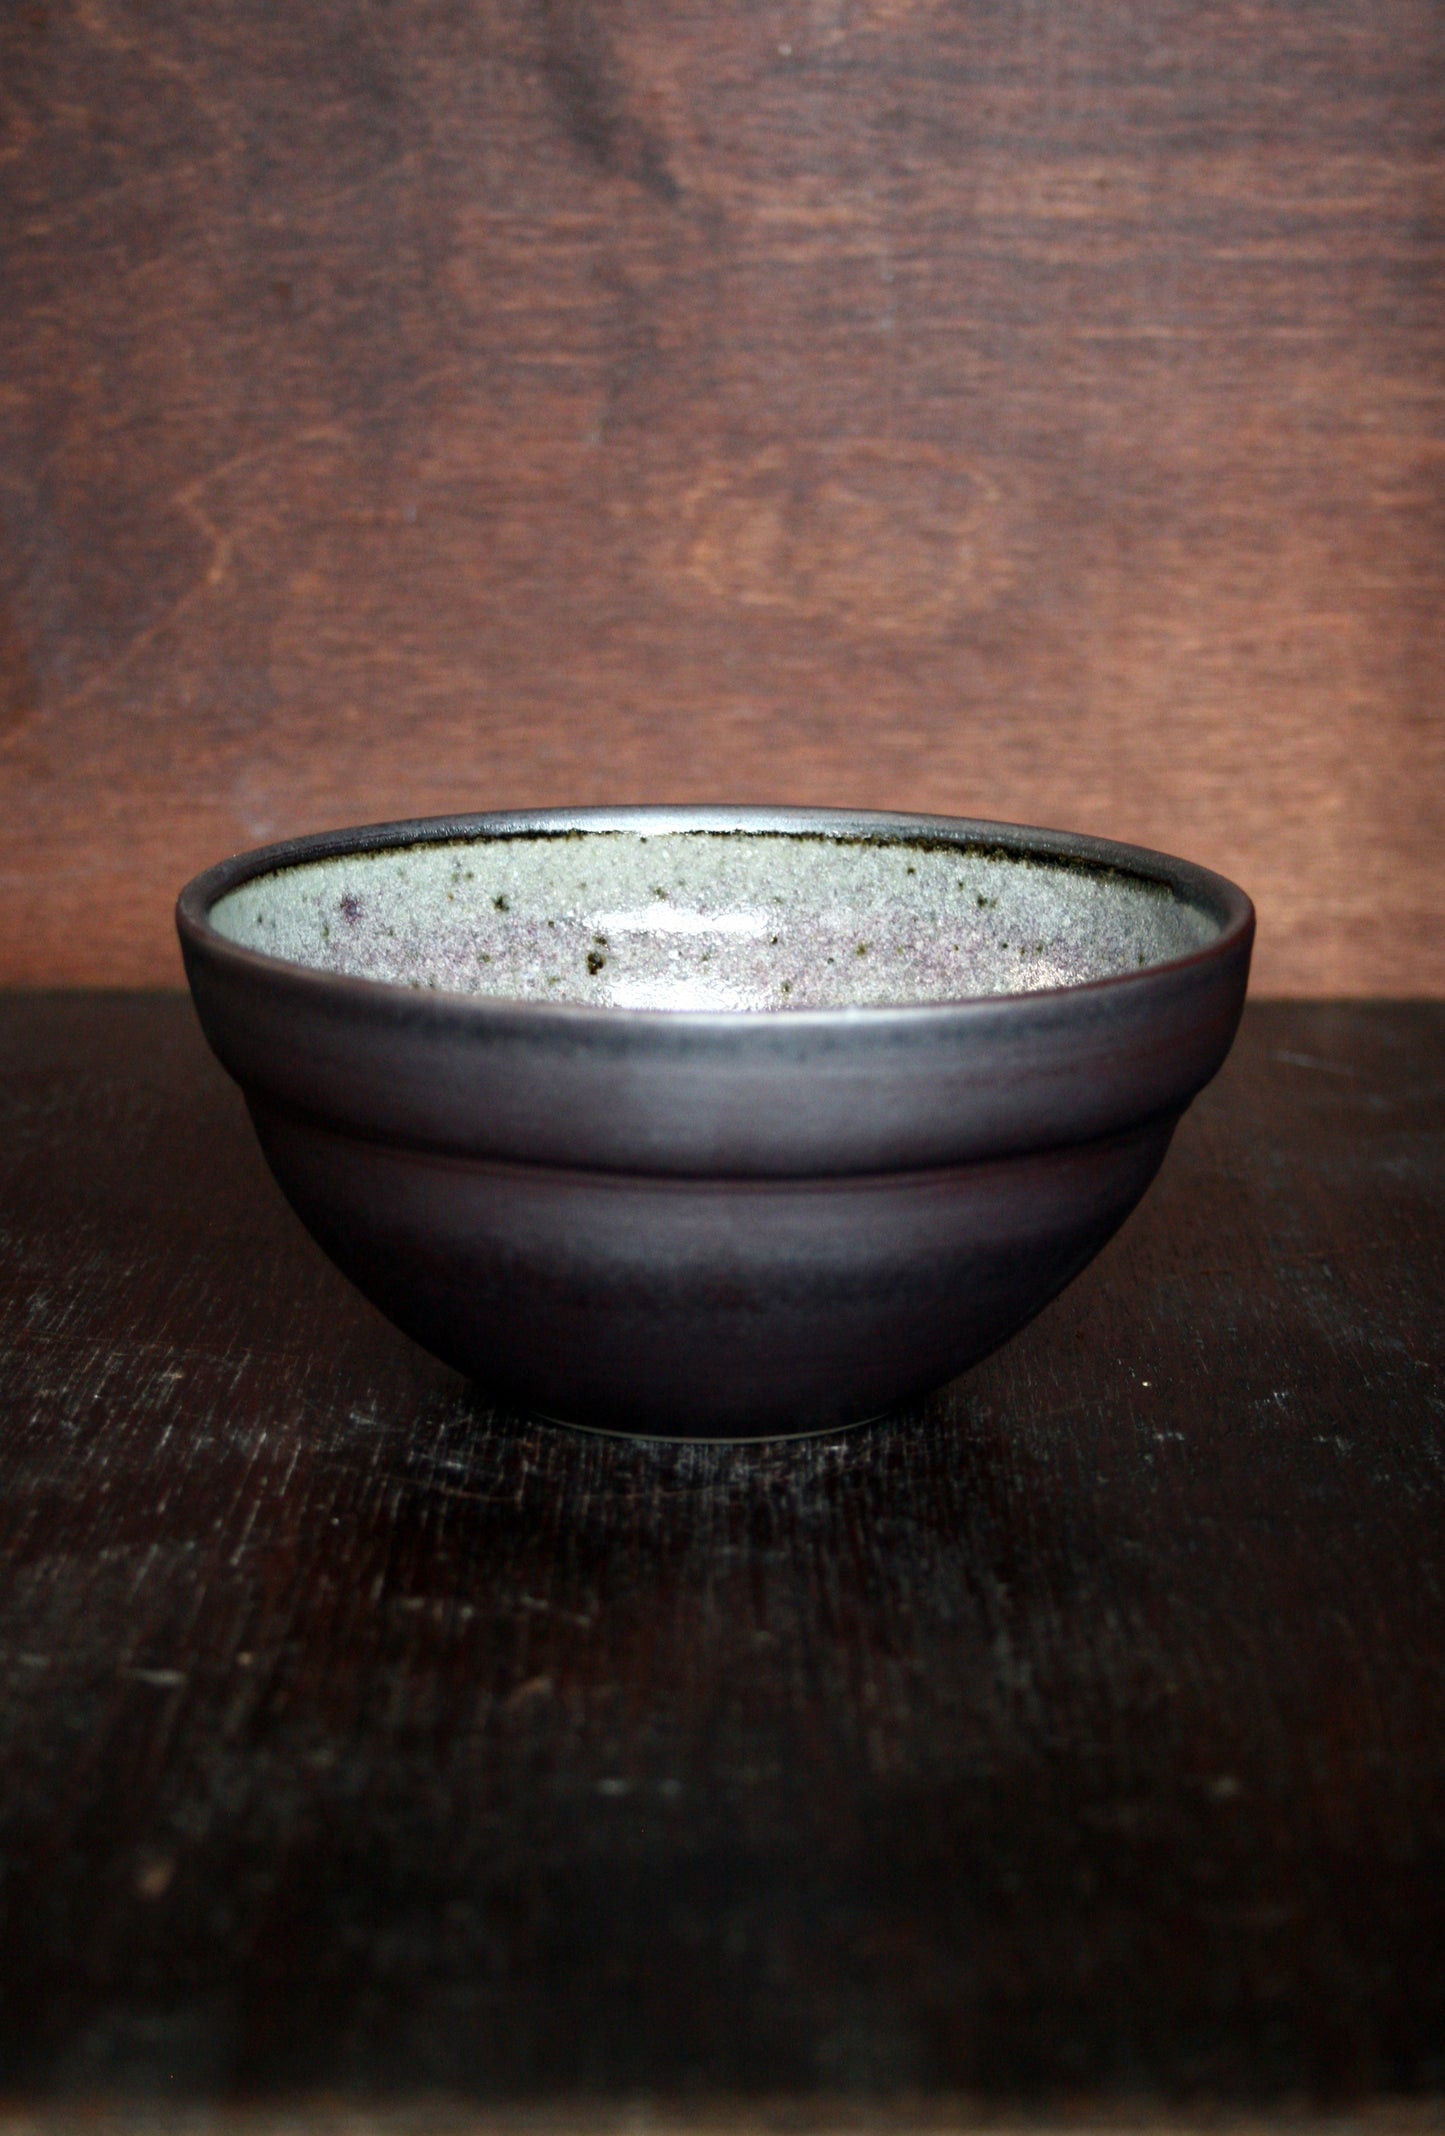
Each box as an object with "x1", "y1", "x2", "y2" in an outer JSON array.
[{"x1": 207, "y1": 828, "x2": 1218, "y2": 1010}]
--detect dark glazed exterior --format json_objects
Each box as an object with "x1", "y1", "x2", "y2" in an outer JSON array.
[{"x1": 177, "y1": 808, "x2": 1254, "y2": 1438}]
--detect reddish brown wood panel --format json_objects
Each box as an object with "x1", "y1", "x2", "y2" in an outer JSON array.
[{"x1": 1, "y1": 0, "x2": 1442, "y2": 990}]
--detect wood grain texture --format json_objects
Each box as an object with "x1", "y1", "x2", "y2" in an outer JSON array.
[
  {"x1": 0, "y1": 1, "x2": 1443, "y2": 991},
  {"x1": 0, "y1": 2116, "x2": 1443, "y2": 2136},
  {"x1": 0, "y1": 992, "x2": 1441, "y2": 2104}
]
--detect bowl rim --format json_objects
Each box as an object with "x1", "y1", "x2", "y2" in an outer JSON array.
[{"x1": 176, "y1": 804, "x2": 1255, "y2": 1028}]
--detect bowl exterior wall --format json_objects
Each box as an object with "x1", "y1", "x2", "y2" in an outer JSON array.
[
  {"x1": 249, "y1": 1100, "x2": 1177, "y2": 1439},
  {"x1": 183, "y1": 908, "x2": 1248, "y2": 1180},
  {"x1": 178, "y1": 807, "x2": 1254, "y2": 1180}
]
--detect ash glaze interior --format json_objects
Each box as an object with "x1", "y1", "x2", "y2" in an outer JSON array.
[{"x1": 209, "y1": 830, "x2": 1216, "y2": 1011}]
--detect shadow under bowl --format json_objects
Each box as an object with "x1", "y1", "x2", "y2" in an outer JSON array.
[{"x1": 177, "y1": 806, "x2": 1253, "y2": 1440}]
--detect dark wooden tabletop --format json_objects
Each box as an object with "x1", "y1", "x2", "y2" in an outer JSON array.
[{"x1": 0, "y1": 993, "x2": 1441, "y2": 2116}]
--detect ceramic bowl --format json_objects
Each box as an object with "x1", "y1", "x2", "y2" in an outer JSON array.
[{"x1": 177, "y1": 807, "x2": 1253, "y2": 1439}]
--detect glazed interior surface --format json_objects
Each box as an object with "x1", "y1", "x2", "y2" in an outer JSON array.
[{"x1": 208, "y1": 830, "x2": 1218, "y2": 1010}]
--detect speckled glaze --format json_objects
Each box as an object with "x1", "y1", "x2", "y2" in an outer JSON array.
[
  {"x1": 209, "y1": 828, "x2": 1213, "y2": 1011},
  {"x1": 179, "y1": 807, "x2": 1254, "y2": 1440}
]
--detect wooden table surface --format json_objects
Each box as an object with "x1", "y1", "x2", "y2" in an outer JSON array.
[{"x1": 0, "y1": 993, "x2": 1441, "y2": 2116}]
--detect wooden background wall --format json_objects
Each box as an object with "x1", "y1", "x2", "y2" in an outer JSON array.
[{"x1": 1, "y1": 0, "x2": 1441, "y2": 992}]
